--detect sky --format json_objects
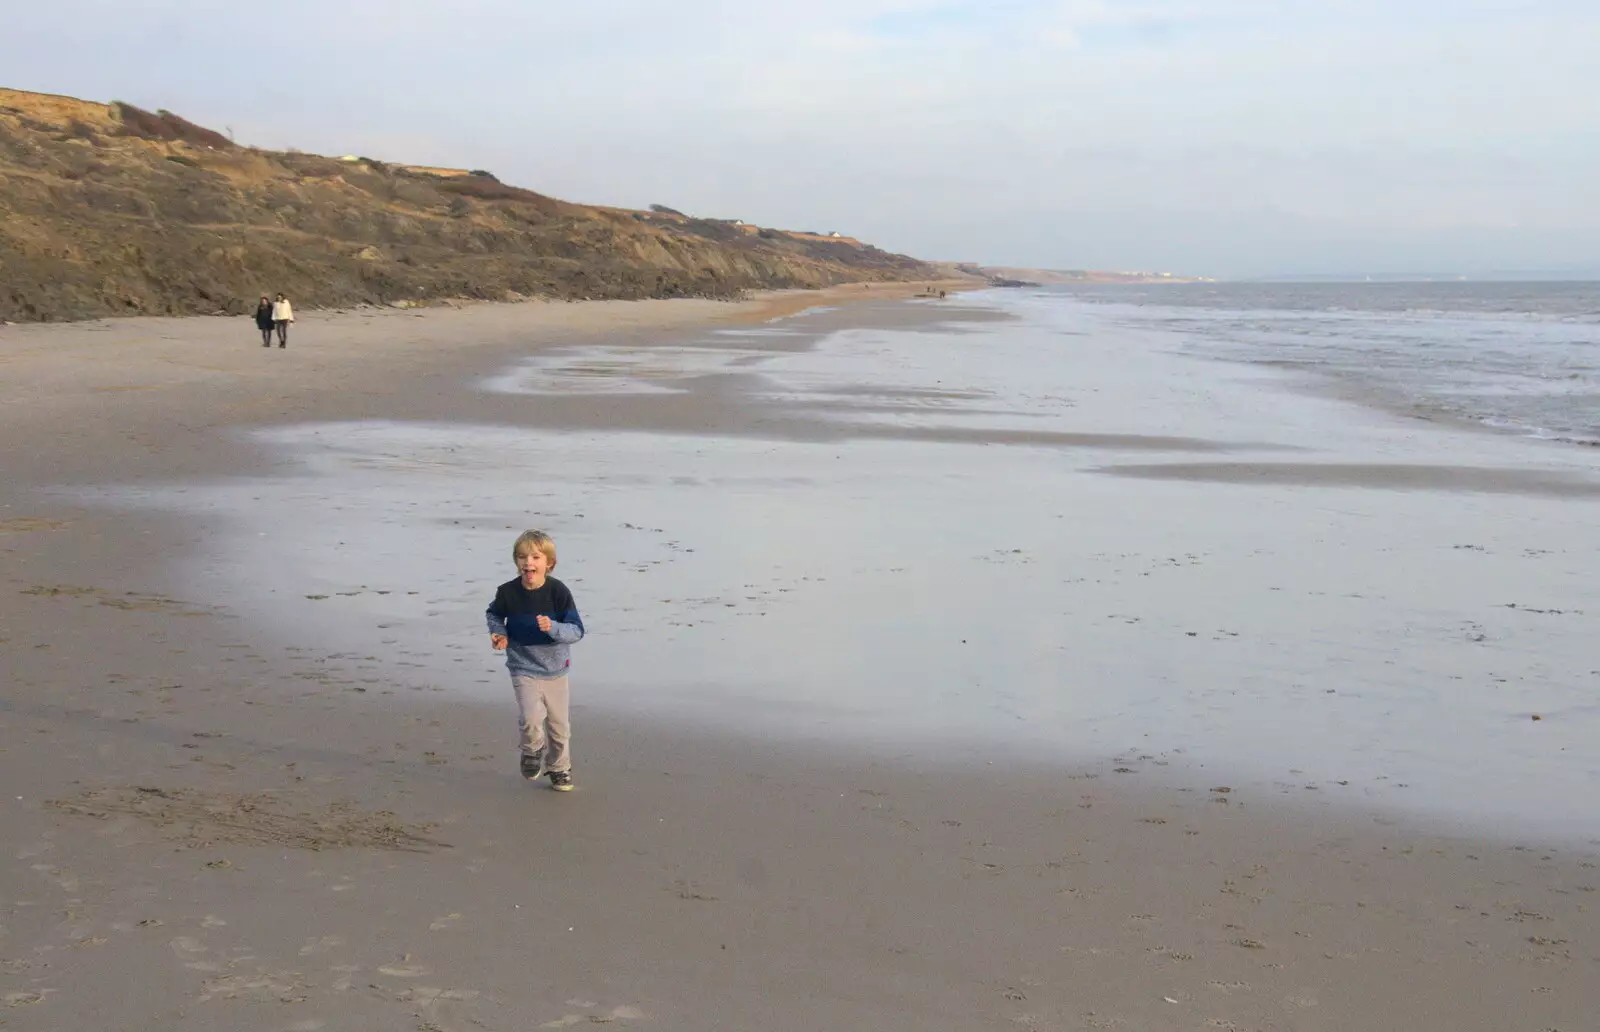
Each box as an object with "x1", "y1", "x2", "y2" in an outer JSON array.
[{"x1": 5, "y1": 1, "x2": 1597, "y2": 277}]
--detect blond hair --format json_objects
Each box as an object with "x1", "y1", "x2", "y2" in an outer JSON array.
[{"x1": 512, "y1": 529, "x2": 557, "y2": 567}]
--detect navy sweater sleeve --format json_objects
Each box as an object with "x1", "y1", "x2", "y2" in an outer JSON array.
[{"x1": 545, "y1": 581, "x2": 584, "y2": 644}]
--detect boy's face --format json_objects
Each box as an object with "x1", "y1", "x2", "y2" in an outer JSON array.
[{"x1": 515, "y1": 547, "x2": 551, "y2": 585}]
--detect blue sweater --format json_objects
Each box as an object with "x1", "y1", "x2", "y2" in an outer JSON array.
[{"x1": 485, "y1": 576, "x2": 584, "y2": 678}]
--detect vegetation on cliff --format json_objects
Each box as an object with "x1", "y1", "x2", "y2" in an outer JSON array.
[{"x1": 0, "y1": 89, "x2": 939, "y2": 322}]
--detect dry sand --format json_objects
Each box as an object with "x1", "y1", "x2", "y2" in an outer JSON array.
[{"x1": 2, "y1": 287, "x2": 1597, "y2": 1032}]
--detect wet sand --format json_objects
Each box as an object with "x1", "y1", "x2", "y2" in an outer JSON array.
[
  {"x1": 3, "y1": 288, "x2": 1599, "y2": 1031},
  {"x1": 1093, "y1": 461, "x2": 1600, "y2": 497}
]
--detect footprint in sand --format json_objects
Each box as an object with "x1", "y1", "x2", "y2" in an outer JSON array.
[
  {"x1": 168, "y1": 936, "x2": 207, "y2": 959},
  {"x1": 299, "y1": 935, "x2": 344, "y2": 955},
  {"x1": 402, "y1": 986, "x2": 479, "y2": 1008},
  {"x1": 198, "y1": 970, "x2": 307, "y2": 1003},
  {"x1": 541, "y1": 1005, "x2": 646, "y2": 1028},
  {"x1": 14, "y1": 840, "x2": 56, "y2": 861},
  {"x1": 29, "y1": 863, "x2": 79, "y2": 892},
  {"x1": 169, "y1": 936, "x2": 221, "y2": 972}
]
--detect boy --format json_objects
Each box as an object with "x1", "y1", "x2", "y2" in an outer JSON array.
[{"x1": 487, "y1": 530, "x2": 585, "y2": 790}]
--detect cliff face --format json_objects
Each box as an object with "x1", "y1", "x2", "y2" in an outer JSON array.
[{"x1": 0, "y1": 89, "x2": 939, "y2": 322}]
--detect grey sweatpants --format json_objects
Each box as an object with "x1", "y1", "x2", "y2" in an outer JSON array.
[{"x1": 511, "y1": 674, "x2": 571, "y2": 772}]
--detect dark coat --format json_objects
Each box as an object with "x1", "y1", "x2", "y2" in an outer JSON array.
[{"x1": 254, "y1": 303, "x2": 274, "y2": 330}]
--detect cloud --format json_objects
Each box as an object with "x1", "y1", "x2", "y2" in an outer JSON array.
[{"x1": 5, "y1": 0, "x2": 1599, "y2": 275}]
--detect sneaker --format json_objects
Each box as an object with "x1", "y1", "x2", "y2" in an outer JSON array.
[
  {"x1": 548, "y1": 770, "x2": 574, "y2": 792},
  {"x1": 520, "y1": 753, "x2": 543, "y2": 780}
]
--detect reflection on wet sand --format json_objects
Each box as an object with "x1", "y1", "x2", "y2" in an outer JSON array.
[
  {"x1": 481, "y1": 304, "x2": 1286, "y2": 453},
  {"x1": 77, "y1": 288, "x2": 1600, "y2": 841}
]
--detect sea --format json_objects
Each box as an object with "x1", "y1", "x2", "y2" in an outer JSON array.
[{"x1": 1049, "y1": 279, "x2": 1600, "y2": 447}]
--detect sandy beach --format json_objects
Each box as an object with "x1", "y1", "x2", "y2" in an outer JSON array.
[{"x1": 2, "y1": 285, "x2": 1598, "y2": 1032}]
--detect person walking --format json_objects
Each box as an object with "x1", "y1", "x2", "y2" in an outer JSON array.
[
  {"x1": 254, "y1": 295, "x2": 275, "y2": 347},
  {"x1": 271, "y1": 293, "x2": 294, "y2": 348}
]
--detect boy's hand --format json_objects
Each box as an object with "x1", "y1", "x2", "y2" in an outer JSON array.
[
  {"x1": 535, "y1": 615, "x2": 553, "y2": 633},
  {"x1": 490, "y1": 634, "x2": 508, "y2": 651}
]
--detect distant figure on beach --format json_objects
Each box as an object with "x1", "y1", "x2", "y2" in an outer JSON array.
[
  {"x1": 253, "y1": 295, "x2": 274, "y2": 347},
  {"x1": 270, "y1": 293, "x2": 294, "y2": 348},
  {"x1": 487, "y1": 530, "x2": 585, "y2": 791}
]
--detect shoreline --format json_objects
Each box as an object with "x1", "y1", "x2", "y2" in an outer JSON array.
[
  {"x1": 4, "y1": 287, "x2": 1599, "y2": 1030},
  {"x1": 1232, "y1": 355, "x2": 1600, "y2": 452},
  {"x1": 1036, "y1": 285, "x2": 1600, "y2": 452}
]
